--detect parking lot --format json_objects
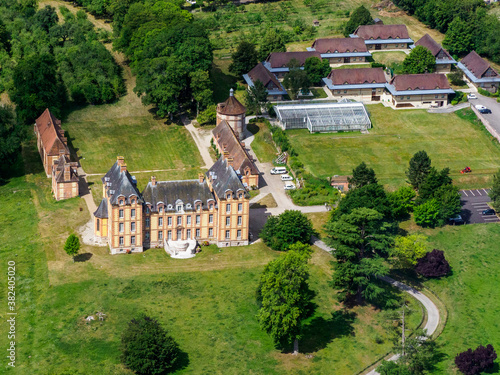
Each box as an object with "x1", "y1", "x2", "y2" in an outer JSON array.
[{"x1": 459, "y1": 189, "x2": 499, "y2": 224}]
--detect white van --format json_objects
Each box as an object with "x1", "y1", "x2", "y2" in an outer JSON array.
[{"x1": 270, "y1": 167, "x2": 287, "y2": 175}]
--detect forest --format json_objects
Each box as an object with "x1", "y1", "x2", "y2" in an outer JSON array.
[{"x1": 393, "y1": 0, "x2": 500, "y2": 62}]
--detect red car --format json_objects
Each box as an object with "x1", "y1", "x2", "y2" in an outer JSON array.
[{"x1": 461, "y1": 167, "x2": 472, "y2": 174}]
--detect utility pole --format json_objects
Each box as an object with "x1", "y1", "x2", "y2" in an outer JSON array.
[{"x1": 401, "y1": 300, "x2": 406, "y2": 358}]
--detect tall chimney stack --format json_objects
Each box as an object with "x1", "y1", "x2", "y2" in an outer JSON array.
[
  {"x1": 198, "y1": 173, "x2": 205, "y2": 183},
  {"x1": 64, "y1": 164, "x2": 71, "y2": 181},
  {"x1": 227, "y1": 157, "x2": 234, "y2": 168},
  {"x1": 151, "y1": 176, "x2": 157, "y2": 186}
]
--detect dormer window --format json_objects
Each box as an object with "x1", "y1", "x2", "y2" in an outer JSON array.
[
  {"x1": 167, "y1": 204, "x2": 173, "y2": 210},
  {"x1": 415, "y1": 87, "x2": 420, "y2": 90},
  {"x1": 131, "y1": 198, "x2": 135, "y2": 204},
  {"x1": 346, "y1": 49, "x2": 350, "y2": 53},
  {"x1": 226, "y1": 193, "x2": 232, "y2": 200},
  {"x1": 334, "y1": 50, "x2": 338, "y2": 53},
  {"x1": 176, "y1": 204, "x2": 183, "y2": 212},
  {"x1": 354, "y1": 49, "x2": 357, "y2": 52},
  {"x1": 196, "y1": 202, "x2": 202, "y2": 211},
  {"x1": 119, "y1": 199, "x2": 124, "y2": 205},
  {"x1": 239, "y1": 193, "x2": 244, "y2": 199},
  {"x1": 407, "y1": 87, "x2": 412, "y2": 91},
  {"x1": 186, "y1": 203, "x2": 192, "y2": 210},
  {"x1": 159, "y1": 206, "x2": 163, "y2": 214},
  {"x1": 145, "y1": 206, "x2": 150, "y2": 214}
]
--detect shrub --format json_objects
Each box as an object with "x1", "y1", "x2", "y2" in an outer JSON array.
[
  {"x1": 415, "y1": 249, "x2": 450, "y2": 278},
  {"x1": 478, "y1": 87, "x2": 493, "y2": 97},
  {"x1": 455, "y1": 344, "x2": 497, "y2": 375},
  {"x1": 414, "y1": 199, "x2": 441, "y2": 227},
  {"x1": 371, "y1": 62, "x2": 386, "y2": 69},
  {"x1": 260, "y1": 210, "x2": 315, "y2": 251},
  {"x1": 448, "y1": 70, "x2": 466, "y2": 86}
]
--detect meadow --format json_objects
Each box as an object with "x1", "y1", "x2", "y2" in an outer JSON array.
[{"x1": 287, "y1": 105, "x2": 500, "y2": 190}]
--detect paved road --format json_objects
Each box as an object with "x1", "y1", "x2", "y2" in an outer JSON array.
[
  {"x1": 460, "y1": 189, "x2": 499, "y2": 224},
  {"x1": 472, "y1": 94, "x2": 500, "y2": 137}
]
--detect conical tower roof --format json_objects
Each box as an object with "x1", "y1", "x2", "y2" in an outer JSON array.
[{"x1": 217, "y1": 89, "x2": 246, "y2": 116}]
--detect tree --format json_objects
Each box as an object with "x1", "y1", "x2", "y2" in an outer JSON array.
[
  {"x1": 10, "y1": 53, "x2": 67, "y2": 124},
  {"x1": 64, "y1": 234, "x2": 80, "y2": 262},
  {"x1": 196, "y1": 105, "x2": 217, "y2": 126},
  {"x1": 34, "y1": 5, "x2": 59, "y2": 32},
  {"x1": 303, "y1": 56, "x2": 330, "y2": 85},
  {"x1": 348, "y1": 162, "x2": 377, "y2": 189},
  {"x1": 283, "y1": 59, "x2": 311, "y2": 99},
  {"x1": 378, "y1": 361, "x2": 412, "y2": 375},
  {"x1": 402, "y1": 45, "x2": 436, "y2": 74},
  {"x1": 260, "y1": 210, "x2": 315, "y2": 251},
  {"x1": 435, "y1": 184, "x2": 461, "y2": 223},
  {"x1": 189, "y1": 70, "x2": 213, "y2": 115},
  {"x1": 229, "y1": 41, "x2": 258, "y2": 77},
  {"x1": 121, "y1": 314, "x2": 182, "y2": 374},
  {"x1": 448, "y1": 70, "x2": 466, "y2": 86},
  {"x1": 406, "y1": 151, "x2": 432, "y2": 190},
  {"x1": 387, "y1": 186, "x2": 416, "y2": 220},
  {"x1": 259, "y1": 28, "x2": 286, "y2": 61},
  {"x1": 455, "y1": 344, "x2": 497, "y2": 375},
  {"x1": 415, "y1": 249, "x2": 450, "y2": 278},
  {"x1": 490, "y1": 169, "x2": 500, "y2": 212},
  {"x1": 325, "y1": 207, "x2": 394, "y2": 304},
  {"x1": 414, "y1": 199, "x2": 441, "y2": 228},
  {"x1": 245, "y1": 80, "x2": 268, "y2": 115},
  {"x1": 343, "y1": 5, "x2": 374, "y2": 37},
  {"x1": 443, "y1": 17, "x2": 475, "y2": 57},
  {"x1": 0, "y1": 105, "x2": 22, "y2": 173},
  {"x1": 333, "y1": 183, "x2": 393, "y2": 220},
  {"x1": 0, "y1": 18, "x2": 11, "y2": 52},
  {"x1": 392, "y1": 234, "x2": 429, "y2": 269},
  {"x1": 418, "y1": 167, "x2": 452, "y2": 201},
  {"x1": 257, "y1": 248, "x2": 314, "y2": 354}
]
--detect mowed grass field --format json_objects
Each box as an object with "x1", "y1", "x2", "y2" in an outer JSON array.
[
  {"x1": 0, "y1": 170, "x2": 423, "y2": 375},
  {"x1": 287, "y1": 105, "x2": 500, "y2": 190},
  {"x1": 421, "y1": 224, "x2": 500, "y2": 373}
]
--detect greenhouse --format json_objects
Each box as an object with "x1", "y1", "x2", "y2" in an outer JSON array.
[{"x1": 273, "y1": 101, "x2": 371, "y2": 133}]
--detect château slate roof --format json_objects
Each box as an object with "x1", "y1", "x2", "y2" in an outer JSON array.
[
  {"x1": 53, "y1": 155, "x2": 79, "y2": 183},
  {"x1": 390, "y1": 73, "x2": 451, "y2": 91},
  {"x1": 327, "y1": 67, "x2": 386, "y2": 85},
  {"x1": 460, "y1": 51, "x2": 499, "y2": 79},
  {"x1": 207, "y1": 158, "x2": 249, "y2": 200},
  {"x1": 353, "y1": 24, "x2": 410, "y2": 40},
  {"x1": 311, "y1": 38, "x2": 368, "y2": 54},
  {"x1": 35, "y1": 109, "x2": 69, "y2": 156},
  {"x1": 94, "y1": 198, "x2": 108, "y2": 219},
  {"x1": 212, "y1": 120, "x2": 258, "y2": 176},
  {"x1": 415, "y1": 34, "x2": 451, "y2": 58},
  {"x1": 102, "y1": 160, "x2": 142, "y2": 205},
  {"x1": 142, "y1": 180, "x2": 214, "y2": 211},
  {"x1": 216, "y1": 90, "x2": 246, "y2": 115},
  {"x1": 265, "y1": 51, "x2": 322, "y2": 68}
]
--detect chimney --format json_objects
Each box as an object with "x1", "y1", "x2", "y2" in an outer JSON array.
[
  {"x1": 59, "y1": 148, "x2": 66, "y2": 155},
  {"x1": 198, "y1": 173, "x2": 205, "y2": 183},
  {"x1": 227, "y1": 157, "x2": 234, "y2": 167},
  {"x1": 223, "y1": 150, "x2": 229, "y2": 159},
  {"x1": 61, "y1": 136, "x2": 67, "y2": 144},
  {"x1": 151, "y1": 176, "x2": 157, "y2": 186},
  {"x1": 240, "y1": 141, "x2": 245, "y2": 149},
  {"x1": 120, "y1": 163, "x2": 127, "y2": 173},
  {"x1": 229, "y1": 88, "x2": 234, "y2": 97},
  {"x1": 64, "y1": 164, "x2": 71, "y2": 181},
  {"x1": 117, "y1": 156, "x2": 124, "y2": 166}
]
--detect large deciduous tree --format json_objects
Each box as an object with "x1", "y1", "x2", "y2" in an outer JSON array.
[
  {"x1": 283, "y1": 59, "x2": 311, "y2": 99},
  {"x1": 348, "y1": 162, "x2": 377, "y2": 189},
  {"x1": 259, "y1": 28, "x2": 286, "y2": 61},
  {"x1": 0, "y1": 105, "x2": 22, "y2": 173},
  {"x1": 391, "y1": 234, "x2": 429, "y2": 269},
  {"x1": 402, "y1": 45, "x2": 436, "y2": 74},
  {"x1": 245, "y1": 79, "x2": 268, "y2": 115},
  {"x1": 325, "y1": 207, "x2": 394, "y2": 304},
  {"x1": 304, "y1": 56, "x2": 330, "y2": 86},
  {"x1": 333, "y1": 183, "x2": 393, "y2": 220},
  {"x1": 490, "y1": 169, "x2": 500, "y2": 212},
  {"x1": 406, "y1": 150, "x2": 432, "y2": 190},
  {"x1": 387, "y1": 186, "x2": 416, "y2": 220},
  {"x1": 414, "y1": 198, "x2": 441, "y2": 228},
  {"x1": 229, "y1": 41, "x2": 258, "y2": 77},
  {"x1": 260, "y1": 210, "x2": 315, "y2": 251},
  {"x1": 10, "y1": 53, "x2": 67, "y2": 125},
  {"x1": 121, "y1": 314, "x2": 182, "y2": 374},
  {"x1": 455, "y1": 344, "x2": 497, "y2": 375},
  {"x1": 257, "y1": 247, "x2": 314, "y2": 354},
  {"x1": 415, "y1": 249, "x2": 450, "y2": 278},
  {"x1": 343, "y1": 5, "x2": 374, "y2": 37},
  {"x1": 443, "y1": 17, "x2": 475, "y2": 57},
  {"x1": 189, "y1": 70, "x2": 213, "y2": 115}
]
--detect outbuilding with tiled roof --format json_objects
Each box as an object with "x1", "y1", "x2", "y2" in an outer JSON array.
[
  {"x1": 458, "y1": 51, "x2": 500, "y2": 93},
  {"x1": 308, "y1": 38, "x2": 371, "y2": 64},
  {"x1": 243, "y1": 63, "x2": 287, "y2": 101},
  {"x1": 413, "y1": 34, "x2": 456, "y2": 73},
  {"x1": 323, "y1": 67, "x2": 387, "y2": 102},
  {"x1": 351, "y1": 24, "x2": 413, "y2": 50}
]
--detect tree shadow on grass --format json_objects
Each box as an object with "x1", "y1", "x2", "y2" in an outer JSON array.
[
  {"x1": 173, "y1": 348, "x2": 190, "y2": 372},
  {"x1": 299, "y1": 310, "x2": 356, "y2": 353},
  {"x1": 484, "y1": 362, "x2": 500, "y2": 374},
  {"x1": 74, "y1": 253, "x2": 93, "y2": 262}
]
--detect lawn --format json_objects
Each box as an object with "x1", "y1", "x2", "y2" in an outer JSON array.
[
  {"x1": 418, "y1": 224, "x2": 500, "y2": 373},
  {"x1": 287, "y1": 104, "x2": 500, "y2": 190},
  {"x1": 248, "y1": 120, "x2": 279, "y2": 164},
  {"x1": 371, "y1": 51, "x2": 407, "y2": 66},
  {"x1": 1, "y1": 165, "x2": 424, "y2": 374}
]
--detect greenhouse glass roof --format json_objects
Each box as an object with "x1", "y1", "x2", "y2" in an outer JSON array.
[{"x1": 274, "y1": 102, "x2": 371, "y2": 133}]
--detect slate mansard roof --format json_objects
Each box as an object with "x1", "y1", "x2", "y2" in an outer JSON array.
[
  {"x1": 142, "y1": 180, "x2": 215, "y2": 211},
  {"x1": 94, "y1": 198, "x2": 108, "y2": 219},
  {"x1": 53, "y1": 155, "x2": 79, "y2": 183},
  {"x1": 102, "y1": 160, "x2": 142, "y2": 205},
  {"x1": 207, "y1": 158, "x2": 250, "y2": 200}
]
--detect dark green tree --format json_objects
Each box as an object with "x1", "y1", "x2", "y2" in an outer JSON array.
[
  {"x1": 260, "y1": 210, "x2": 315, "y2": 251},
  {"x1": 283, "y1": 59, "x2": 311, "y2": 99},
  {"x1": 402, "y1": 45, "x2": 436, "y2": 74},
  {"x1": 414, "y1": 199, "x2": 441, "y2": 228},
  {"x1": 418, "y1": 167, "x2": 452, "y2": 201},
  {"x1": 303, "y1": 56, "x2": 330, "y2": 85},
  {"x1": 333, "y1": 183, "x2": 393, "y2": 220},
  {"x1": 348, "y1": 162, "x2": 377, "y2": 189},
  {"x1": 435, "y1": 184, "x2": 461, "y2": 223},
  {"x1": 443, "y1": 17, "x2": 475, "y2": 57},
  {"x1": 34, "y1": 5, "x2": 59, "y2": 32},
  {"x1": 343, "y1": 5, "x2": 374, "y2": 37},
  {"x1": 325, "y1": 207, "x2": 394, "y2": 304},
  {"x1": 121, "y1": 314, "x2": 182, "y2": 374},
  {"x1": 259, "y1": 28, "x2": 286, "y2": 61},
  {"x1": 245, "y1": 80, "x2": 268, "y2": 115},
  {"x1": 189, "y1": 70, "x2": 213, "y2": 115},
  {"x1": 491, "y1": 169, "x2": 500, "y2": 212},
  {"x1": 0, "y1": 105, "x2": 22, "y2": 173},
  {"x1": 229, "y1": 41, "x2": 258, "y2": 77},
  {"x1": 64, "y1": 234, "x2": 80, "y2": 262},
  {"x1": 406, "y1": 150, "x2": 432, "y2": 190},
  {"x1": 0, "y1": 18, "x2": 11, "y2": 52},
  {"x1": 257, "y1": 247, "x2": 314, "y2": 354},
  {"x1": 387, "y1": 186, "x2": 416, "y2": 220},
  {"x1": 10, "y1": 53, "x2": 67, "y2": 125}
]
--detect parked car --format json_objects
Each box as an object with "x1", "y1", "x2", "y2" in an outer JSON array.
[
  {"x1": 280, "y1": 174, "x2": 293, "y2": 181},
  {"x1": 449, "y1": 214, "x2": 465, "y2": 225},
  {"x1": 479, "y1": 108, "x2": 492, "y2": 114},
  {"x1": 475, "y1": 104, "x2": 486, "y2": 110},
  {"x1": 482, "y1": 208, "x2": 496, "y2": 216},
  {"x1": 467, "y1": 93, "x2": 477, "y2": 100},
  {"x1": 270, "y1": 167, "x2": 287, "y2": 175},
  {"x1": 284, "y1": 182, "x2": 296, "y2": 190}
]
